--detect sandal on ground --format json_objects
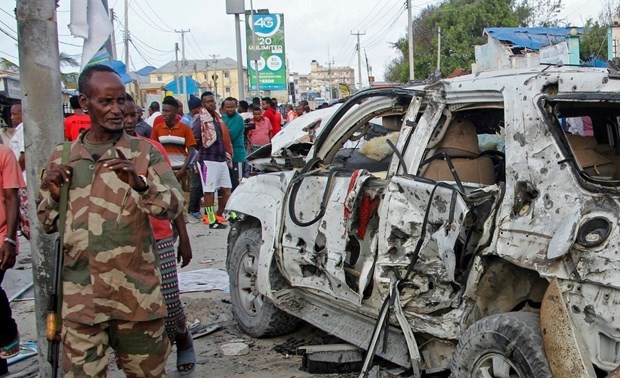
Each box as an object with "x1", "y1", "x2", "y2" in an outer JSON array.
[
  {"x1": 177, "y1": 336, "x2": 196, "y2": 376},
  {"x1": 0, "y1": 337, "x2": 19, "y2": 360}
]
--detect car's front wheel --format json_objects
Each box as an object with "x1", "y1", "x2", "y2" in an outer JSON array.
[
  {"x1": 228, "y1": 226, "x2": 299, "y2": 337},
  {"x1": 450, "y1": 312, "x2": 552, "y2": 378}
]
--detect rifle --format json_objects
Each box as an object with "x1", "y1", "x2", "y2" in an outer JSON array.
[{"x1": 46, "y1": 142, "x2": 71, "y2": 378}]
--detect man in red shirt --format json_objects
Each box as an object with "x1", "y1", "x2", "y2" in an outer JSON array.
[
  {"x1": 64, "y1": 95, "x2": 91, "y2": 141},
  {"x1": 124, "y1": 95, "x2": 195, "y2": 375},
  {"x1": 262, "y1": 97, "x2": 281, "y2": 136}
]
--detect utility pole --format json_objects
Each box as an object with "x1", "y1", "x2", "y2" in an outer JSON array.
[
  {"x1": 175, "y1": 43, "x2": 180, "y2": 95},
  {"x1": 108, "y1": 8, "x2": 117, "y2": 59},
  {"x1": 16, "y1": 1, "x2": 63, "y2": 375},
  {"x1": 326, "y1": 56, "x2": 334, "y2": 100},
  {"x1": 436, "y1": 27, "x2": 441, "y2": 75},
  {"x1": 175, "y1": 29, "x2": 190, "y2": 95},
  {"x1": 351, "y1": 31, "x2": 365, "y2": 90},
  {"x1": 124, "y1": 0, "x2": 129, "y2": 68},
  {"x1": 210, "y1": 54, "x2": 220, "y2": 101},
  {"x1": 103, "y1": 0, "x2": 116, "y2": 59},
  {"x1": 407, "y1": 0, "x2": 414, "y2": 80},
  {"x1": 249, "y1": 0, "x2": 261, "y2": 97},
  {"x1": 365, "y1": 50, "x2": 373, "y2": 87}
]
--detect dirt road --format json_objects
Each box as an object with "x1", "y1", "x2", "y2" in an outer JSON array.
[{"x1": 4, "y1": 221, "x2": 355, "y2": 378}]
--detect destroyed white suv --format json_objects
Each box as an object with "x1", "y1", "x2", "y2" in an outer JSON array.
[{"x1": 226, "y1": 67, "x2": 620, "y2": 377}]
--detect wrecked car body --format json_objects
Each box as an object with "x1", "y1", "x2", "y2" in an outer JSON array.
[{"x1": 226, "y1": 68, "x2": 620, "y2": 377}]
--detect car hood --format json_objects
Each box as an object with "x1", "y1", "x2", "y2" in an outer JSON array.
[{"x1": 247, "y1": 105, "x2": 342, "y2": 171}]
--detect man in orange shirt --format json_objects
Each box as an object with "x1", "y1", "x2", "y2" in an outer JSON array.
[
  {"x1": 64, "y1": 95, "x2": 91, "y2": 141},
  {"x1": 0, "y1": 143, "x2": 26, "y2": 375},
  {"x1": 150, "y1": 96, "x2": 197, "y2": 182}
]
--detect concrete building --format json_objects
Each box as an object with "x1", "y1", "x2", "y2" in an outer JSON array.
[
  {"x1": 150, "y1": 57, "x2": 247, "y2": 101},
  {"x1": 298, "y1": 60, "x2": 355, "y2": 100},
  {"x1": 473, "y1": 27, "x2": 582, "y2": 74}
]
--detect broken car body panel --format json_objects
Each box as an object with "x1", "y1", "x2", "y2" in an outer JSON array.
[{"x1": 227, "y1": 68, "x2": 620, "y2": 375}]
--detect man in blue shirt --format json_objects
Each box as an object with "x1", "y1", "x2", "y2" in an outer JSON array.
[{"x1": 221, "y1": 97, "x2": 247, "y2": 190}]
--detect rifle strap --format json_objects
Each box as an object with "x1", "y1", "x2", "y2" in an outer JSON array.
[
  {"x1": 54, "y1": 142, "x2": 71, "y2": 319},
  {"x1": 58, "y1": 142, "x2": 71, "y2": 237}
]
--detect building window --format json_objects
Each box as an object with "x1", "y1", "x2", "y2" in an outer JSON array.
[
  {"x1": 224, "y1": 71, "x2": 230, "y2": 78},
  {"x1": 225, "y1": 87, "x2": 230, "y2": 93},
  {"x1": 157, "y1": 75, "x2": 162, "y2": 81}
]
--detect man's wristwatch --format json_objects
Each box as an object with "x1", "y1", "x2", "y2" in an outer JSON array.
[{"x1": 135, "y1": 175, "x2": 149, "y2": 193}]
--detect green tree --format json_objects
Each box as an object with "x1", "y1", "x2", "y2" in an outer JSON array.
[
  {"x1": 385, "y1": 0, "x2": 563, "y2": 82},
  {"x1": 0, "y1": 58, "x2": 19, "y2": 71},
  {"x1": 579, "y1": 20, "x2": 608, "y2": 62}
]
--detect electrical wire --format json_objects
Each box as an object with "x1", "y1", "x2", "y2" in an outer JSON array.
[
  {"x1": 188, "y1": 31, "x2": 207, "y2": 57},
  {"x1": 127, "y1": 1, "x2": 174, "y2": 34},
  {"x1": 0, "y1": 18, "x2": 16, "y2": 34},
  {"x1": 363, "y1": 4, "x2": 406, "y2": 49},
  {"x1": 0, "y1": 26, "x2": 17, "y2": 41},
  {"x1": 0, "y1": 50, "x2": 18, "y2": 59},
  {"x1": 143, "y1": 1, "x2": 176, "y2": 31}
]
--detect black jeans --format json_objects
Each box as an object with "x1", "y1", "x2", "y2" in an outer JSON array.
[
  {"x1": 188, "y1": 168, "x2": 202, "y2": 214},
  {"x1": 0, "y1": 269, "x2": 18, "y2": 374}
]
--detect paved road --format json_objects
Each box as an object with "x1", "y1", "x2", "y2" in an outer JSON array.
[{"x1": 4, "y1": 220, "x2": 344, "y2": 378}]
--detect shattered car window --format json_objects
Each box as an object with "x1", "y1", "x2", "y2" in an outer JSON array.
[{"x1": 546, "y1": 100, "x2": 620, "y2": 183}]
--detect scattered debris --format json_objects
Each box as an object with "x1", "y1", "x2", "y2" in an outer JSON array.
[
  {"x1": 273, "y1": 336, "x2": 325, "y2": 355},
  {"x1": 297, "y1": 344, "x2": 363, "y2": 374},
  {"x1": 219, "y1": 342, "x2": 249, "y2": 356},
  {"x1": 8, "y1": 282, "x2": 33, "y2": 303}
]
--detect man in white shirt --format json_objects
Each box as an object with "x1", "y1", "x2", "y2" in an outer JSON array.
[
  {"x1": 146, "y1": 101, "x2": 162, "y2": 127},
  {"x1": 8, "y1": 104, "x2": 24, "y2": 175}
]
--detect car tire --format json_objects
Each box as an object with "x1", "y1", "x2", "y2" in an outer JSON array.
[
  {"x1": 228, "y1": 226, "x2": 300, "y2": 337},
  {"x1": 450, "y1": 312, "x2": 552, "y2": 378}
]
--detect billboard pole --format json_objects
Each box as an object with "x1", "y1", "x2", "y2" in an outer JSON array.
[{"x1": 249, "y1": 0, "x2": 261, "y2": 98}]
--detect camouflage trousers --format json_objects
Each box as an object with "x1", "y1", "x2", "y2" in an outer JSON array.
[{"x1": 62, "y1": 318, "x2": 170, "y2": 378}]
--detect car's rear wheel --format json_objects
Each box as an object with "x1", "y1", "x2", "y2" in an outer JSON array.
[
  {"x1": 228, "y1": 226, "x2": 299, "y2": 337},
  {"x1": 450, "y1": 312, "x2": 552, "y2": 378}
]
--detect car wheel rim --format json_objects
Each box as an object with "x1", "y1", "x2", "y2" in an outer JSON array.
[
  {"x1": 472, "y1": 353, "x2": 523, "y2": 378},
  {"x1": 236, "y1": 244, "x2": 263, "y2": 316}
]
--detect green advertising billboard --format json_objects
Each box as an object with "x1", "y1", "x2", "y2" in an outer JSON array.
[{"x1": 246, "y1": 13, "x2": 286, "y2": 91}]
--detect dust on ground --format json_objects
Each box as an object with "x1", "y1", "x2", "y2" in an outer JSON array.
[{"x1": 4, "y1": 223, "x2": 357, "y2": 378}]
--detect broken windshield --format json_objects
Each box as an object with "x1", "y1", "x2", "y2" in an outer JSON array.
[{"x1": 543, "y1": 97, "x2": 620, "y2": 186}]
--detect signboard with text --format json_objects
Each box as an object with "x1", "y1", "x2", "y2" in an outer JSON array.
[{"x1": 246, "y1": 13, "x2": 287, "y2": 91}]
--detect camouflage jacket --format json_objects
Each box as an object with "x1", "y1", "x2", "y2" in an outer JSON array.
[{"x1": 37, "y1": 132, "x2": 183, "y2": 324}]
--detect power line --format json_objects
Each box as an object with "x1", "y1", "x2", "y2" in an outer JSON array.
[
  {"x1": 363, "y1": 4, "x2": 406, "y2": 49},
  {"x1": 143, "y1": 1, "x2": 175, "y2": 31},
  {"x1": 0, "y1": 26, "x2": 17, "y2": 41},
  {"x1": 0, "y1": 50, "x2": 18, "y2": 59},
  {"x1": 188, "y1": 31, "x2": 207, "y2": 57},
  {"x1": 127, "y1": 1, "x2": 174, "y2": 34},
  {"x1": 0, "y1": 18, "x2": 16, "y2": 34}
]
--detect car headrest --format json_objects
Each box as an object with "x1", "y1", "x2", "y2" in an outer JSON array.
[{"x1": 437, "y1": 118, "x2": 480, "y2": 158}]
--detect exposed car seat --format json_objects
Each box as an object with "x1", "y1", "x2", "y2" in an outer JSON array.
[
  {"x1": 422, "y1": 118, "x2": 496, "y2": 185},
  {"x1": 565, "y1": 134, "x2": 616, "y2": 179}
]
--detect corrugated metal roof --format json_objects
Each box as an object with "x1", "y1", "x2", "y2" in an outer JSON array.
[{"x1": 484, "y1": 27, "x2": 583, "y2": 51}]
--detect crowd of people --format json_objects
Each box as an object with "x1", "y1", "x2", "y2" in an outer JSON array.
[{"x1": 0, "y1": 63, "x2": 323, "y2": 377}]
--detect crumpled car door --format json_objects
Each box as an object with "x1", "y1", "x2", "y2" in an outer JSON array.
[{"x1": 375, "y1": 176, "x2": 501, "y2": 314}]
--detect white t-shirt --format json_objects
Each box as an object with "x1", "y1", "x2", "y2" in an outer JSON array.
[
  {"x1": 9, "y1": 123, "x2": 25, "y2": 183},
  {"x1": 146, "y1": 111, "x2": 161, "y2": 126}
]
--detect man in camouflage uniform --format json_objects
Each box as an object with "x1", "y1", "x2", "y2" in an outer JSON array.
[{"x1": 37, "y1": 64, "x2": 183, "y2": 377}]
